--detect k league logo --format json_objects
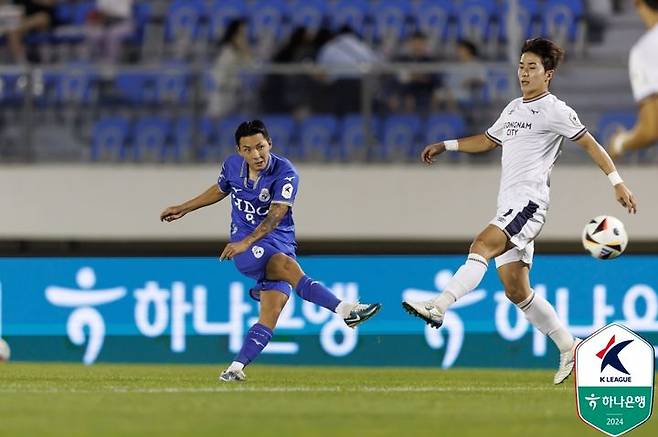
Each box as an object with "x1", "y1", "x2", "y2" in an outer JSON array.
[{"x1": 575, "y1": 323, "x2": 654, "y2": 436}]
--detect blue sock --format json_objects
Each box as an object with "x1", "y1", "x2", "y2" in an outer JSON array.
[
  {"x1": 295, "y1": 275, "x2": 341, "y2": 312},
  {"x1": 235, "y1": 323, "x2": 273, "y2": 366}
]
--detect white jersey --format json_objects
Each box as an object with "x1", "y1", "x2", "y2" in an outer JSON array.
[
  {"x1": 629, "y1": 23, "x2": 658, "y2": 103},
  {"x1": 486, "y1": 93, "x2": 587, "y2": 208}
]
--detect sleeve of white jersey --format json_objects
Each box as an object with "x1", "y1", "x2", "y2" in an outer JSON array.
[
  {"x1": 548, "y1": 103, "x2": 588, "y2": 141},
  {"x1": 485, "y1": 106, "x2": 505, "y2": 146},
  {"x1": 629, "y1": 45, "x2": 658, "y2": 103}
]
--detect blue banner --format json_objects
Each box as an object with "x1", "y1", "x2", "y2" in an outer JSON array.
[{"x1": 0, "y1": 256, "x2": 656, "y2": 366}]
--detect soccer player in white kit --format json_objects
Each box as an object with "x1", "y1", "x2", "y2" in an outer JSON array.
[
  {"x1": 609, "y1": 0, "x2": 658, "y2": 158},
  {"x1": 402, "y1": 38, "x2": 638, "y2": 384}
]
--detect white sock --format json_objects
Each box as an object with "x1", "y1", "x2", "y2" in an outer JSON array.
[
  {"x1": 229, "y1": 361, "x2": 244, "y2": 371},
  {"x1": 433, "y1": 253, "x2": 488, "y2": 312},
  {"x1": 335, "y1": 301, "x2": 352, "y2": 318},
  {"x1": 517, "y1": 291, "x2": 574, "y2": 353}
]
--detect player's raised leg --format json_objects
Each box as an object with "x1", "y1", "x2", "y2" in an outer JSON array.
[
  {"x1": 266, "y1": 253, "x2": 381, "y2": 328},
  {"x1": 497, "y1": 260, "x2": 580, "y2": 384},
  {"x1": 220, "y1": 290, "x2": 288, "y2": 382},
  {"x1": 403, "y1": 225, "x2": 507, "y2": 328}
]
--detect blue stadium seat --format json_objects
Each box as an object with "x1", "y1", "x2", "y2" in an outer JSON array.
[
  {"x1": 215, "y1": 115, "x2": 246, "y2": 160},
  {"x1": 91, "y1": 116, "x2": 130, "y2": 161},
  {"x1": 165, "y1": 0, "x2": 204, "y2": 42},
  {"x1": 154, "y1": 64, "x2": 189, "y2": 104},
  {"x1": 206, "y1": 0, "x2": 247, "y2": 42},
  {"x1": 422, "y1": 113, "x2": 466, "y2": 160},
  {"x1": 47, "y1": 64, "x2": 96, "y2": 105},
  {"x1": 483, "y1": 68, "x2": 513, "y2": 101},
  {"x1": 329, "y1": 0, "x2": 369, "y2": 34},
  {"x1": 338, "y1": 114, "x2": 380, "y2": 162},
  {"x1": 0, "y1": 72, "x2": 26, "y2": 106},
  {"x1": 261, "y1": 115, "x2": 296, "y2": 156},
  {"x1": 542, "y1": 0, "x2": 584, "y2": 42},
  {"x1": 456, "y1": 0, "x2": 498, "y2": 45},
  {"x1": 299, "y1": 115, "x2": 338, "y2": 161},
  {"x1": 500, "y1": 0, "x2": 541, "y2": 41},
  {"x1": 127, "y1": 2, "x2": 152, "y2": 45},
  {"x1": 133, "y1": 116, "x2": 174, "y2": 161},
  {"x1": 288, "y1": 0, "x2": 327, "y2": 34},
  {"x1": 382, "y1": 114, "x2": 422, "y2": 162},
  {"x1": 370, "y1": 0, "x2": 412, "y2": 44},
  {"x1": 114, "y1": 71, "x2": 156, "y2": 104},
  {"x1": 413, "y1": 0, "x2": 455, "y2": 48},
  {"x1": 249, "y1": 0, "x2": 289, "y2": 43},
  {"x1": 596, "y1": 112, "x2": 636, "y2": 144}
]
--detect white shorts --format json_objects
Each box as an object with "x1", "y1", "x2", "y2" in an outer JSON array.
[{"x1": 489, "y1": 199, "x2": 546, "y2": 268}]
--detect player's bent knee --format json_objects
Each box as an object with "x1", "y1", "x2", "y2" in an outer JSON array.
[{"x1": 504, "y1": 285, "x2": 530, "y2": 304}]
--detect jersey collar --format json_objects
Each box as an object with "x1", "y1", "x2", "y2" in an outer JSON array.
[{"x1": 522, "y1": 92, "x2": 550, "y2": 103}]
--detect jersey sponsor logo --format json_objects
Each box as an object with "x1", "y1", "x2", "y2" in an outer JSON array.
[
  {"x1": 503, "y1": 121, "x2": 532, "y2": 137},
  {"x1": 259, "y1": 188, "x2": 271, "y2": 202},
  {"x1": 251, "y1": 246, "x2": 264, "y2": 259},
  {"x1": 530, "y1": 109, "x2": 540, "y2": 114},
  {"x1": 283, "y1": 176, "x2": 296, "y2": 182},
  {"x1": 282, "y1": 183, "x2": 294, "y2": 200}
]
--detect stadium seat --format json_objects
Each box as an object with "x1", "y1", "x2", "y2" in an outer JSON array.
[
  {"x1": 114, "y1": 71, "x2": 156, "y2": 104},
  {"x1": 47, "y1": 64, "x2": 96, "y2": 105},
  {"x1": 338, "y1": 114, "x2": 380, "y2": 162},
  {"x1": 499, "y1": 0, "x2": 541, "y2": 42},
  {"x1": 299, "y1": 115, "x2": 339, "y2": 161},
  {"x1": 382, "y1": 114, "x2": 422, "y2": 162},
  {"x1": 249, "y1": 0, "x2": 289, "y2": 43},
  {"x1": 165, "y1": 0, "x2": 205, "y2": 43},
  {"x1": 0, "y1": 72, "x2": 26, "y2": 106},
  {"x1": 91, "y1": 116, "x2": 130, "y2": 161},
  {"x1": 154, "y1": 64, "x2": 189, "y2": 104},
  {"x1": 370, "y1": 0, "x2": 413, "y2": 45},
  {"x1": 288, "y1": 0, "x2": 327, "y2": 34},
  {"x1": 422, "y1": 113, "x2": 466, "y2": 160},
  {"x1": 596, "y1": 112, "x2": 636, "y2": 144},
  {"x1": 456, "y1": 0, "x2": 498, "y2": 46},
  {"x1": 329, "y1": 0, "x2": 369, "y2": 35},
  {"x1": 483, "y1": 68, "x2": 513, "y2": 102},
  {"x1": 542, "y1": 0, "x2": 584, "y2": 43},
  {"x1": 413, "y1": 0, "x2": 455, "y2": 52},
  {"x1": 133, "y1": 116, "x2": 173, "y2": 161},
  {"x1": 215, "y1": 115, "x2": 246, "y2": 160},
  {"x1": 206, "y1": 0, "x2": 247, "y2": 42},
  {"x1": 261, "y1": 114, "x2": 296, "y2": 156}
]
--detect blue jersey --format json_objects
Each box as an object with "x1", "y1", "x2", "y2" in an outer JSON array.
[{"x1": 217, "y1": 153, "x2": 299, "y2": 246}]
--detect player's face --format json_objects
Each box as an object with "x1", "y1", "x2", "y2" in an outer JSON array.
[
  {"x1": 518, "y1": 52, "x2": 552, "y2": 97},
  {"x1": 237, "y1": 133, "x2": 272, "y2": 172}
]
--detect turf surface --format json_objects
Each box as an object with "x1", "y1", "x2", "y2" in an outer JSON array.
[{"x1": 0, "y1": 363, "x2": 655, "y2": 436}]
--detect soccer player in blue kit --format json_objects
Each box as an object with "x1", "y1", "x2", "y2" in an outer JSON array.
[{"x1": 160, "y1": 120, "x2": 381, "y2": 382}]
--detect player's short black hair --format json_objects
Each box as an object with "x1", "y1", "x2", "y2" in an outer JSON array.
[
  {"x1": 235, "y1": 119, "x2": 271, "y2": 145},
  {"x1": 642, "y1": 0, "x2": 658, "y2": 11},
  {"x1": 521, "y1": 38, "x2": 564, "y2": 71}
]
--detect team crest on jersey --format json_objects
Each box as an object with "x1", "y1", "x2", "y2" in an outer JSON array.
[
  {"x1": 282, "y1": 183, "x2": 294, "y2": 200},
  {"x1": 259, "y1": 188, "x2": 271, "y2": 202},
  {"x1": 252, "y1": 246, "x2": 264, "y2": 259}
]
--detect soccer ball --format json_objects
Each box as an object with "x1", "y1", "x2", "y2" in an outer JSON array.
[
  {"x1": 0, "y1": 338, "x2": 10, "y2": 362},
  {"x1": 582, "y1": 215, "x2": 628, "y2": 259}
]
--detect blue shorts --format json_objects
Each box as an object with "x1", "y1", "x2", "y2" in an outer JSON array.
[{"x1": 232, "y1": 238, "x2": 296, "y2": 301}]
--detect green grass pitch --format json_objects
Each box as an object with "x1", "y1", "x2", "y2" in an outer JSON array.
[{"x1": 0, "y1": 363, "x2": 655, "y2": 436}]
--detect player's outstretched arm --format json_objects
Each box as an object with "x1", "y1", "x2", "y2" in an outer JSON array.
[
  {"x1": 160, "y1": 184, "x2": 228, "y2": 222},
  {"x1": 576, "y1": 132, "x2": 638, "y2": 214},
  {"x1": 421, "y1": 134, "x2": 497, "y2": 164},
  {"x1": 219, "y1": 203, "x2": 289, "y2": 260},
  {"x1": 609, "y1": 96, "x2": 658, "y2": 158}
]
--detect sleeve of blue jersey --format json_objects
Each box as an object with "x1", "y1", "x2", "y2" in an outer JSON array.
[
  {"x1": 271, "y1": 163, "x2": 299, "y2": 206},
  {"x1": 217, "y1": 160, "x2": 230, "y2": 193}
]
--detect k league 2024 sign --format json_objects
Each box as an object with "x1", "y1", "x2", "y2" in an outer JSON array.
[{"x1": 0, "y1": 256, "x2": 657, "y2": 366}]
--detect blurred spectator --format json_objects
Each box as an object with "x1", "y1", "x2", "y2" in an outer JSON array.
[
  {"x1": 316, "y1": 26, "x2": 381, "y2": 114},
  {"x1": 384, "y1": 31, "x2": 442, "y2": 114},
  {"x1": 207, "y1": 19, "x2": 253, "y2": 118},
  {"x1": 82, "y1": 0, "x2": 134, "y2": 64},
  {"x1": 2, "y1": 0, "x2": 56, "y2": 63},
  {"x1": 260, "y1": 26, "x2": 318, "y2": 117},
  {"x1": 434, "y1": 39, "x2": 485, "y2": 111}
]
